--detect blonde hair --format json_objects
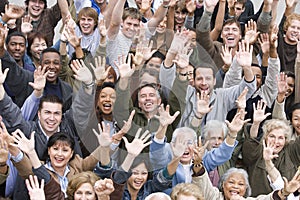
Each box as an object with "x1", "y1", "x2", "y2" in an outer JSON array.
[
  {"x1": 262, "y1": 119, "x2": 292, "y2": 142},
  {"x1": 284, "y1": 13, "x2": 300, "y2": 32},
  {"x1": 171, "y1": 183, "x2": 204, "y2": 200},
  {"x1": 67, "y1": 171, "x2": 100, "y2": 200}
]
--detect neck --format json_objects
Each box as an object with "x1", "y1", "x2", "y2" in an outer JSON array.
[
  {"x1": 32, "y1": 57, "x2": 40, "y2": 67},
  {"x1": 16, "y1": 59, "x2": 23, "y2": 67},
  {"x1": 284, "y1": 36, "x2": 297, "y2": 45},
  {"x1": 127, "y1": 183, "x2": 138, "y2": 200},
  {"x1": 52, "y1": 164, "x2": 66, "y2": 177},
  {"x1": 102, "y1": 113, "x2": 113, "y2": 122}
]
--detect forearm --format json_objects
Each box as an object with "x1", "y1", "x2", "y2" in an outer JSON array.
[
  {"x1": 295, "y1": 55, "x2": 300, "y2": 102},
  {"x1": 250, "y1": 122, "x2": 260, "y2": 138},
  {"x1": 242, "y1": 66, "x2": 254, "y2": 82},
  {"x1": 148, "y1": 5, "x2": 168, "y2": 32},
  {"x1": 121, "y1": 154, "x2": 136, "y2": 172},
  {"x1": 99, "y1": 147, "x2": 111, "y2": 166},
  {"x1": 167, "y1": 156, "x2": 180, "y2": 176},
  {"x1": 118, "y1": 78, "x2": 129, "y2": 91},
  {"x1": 59, "y1": 41, "x2": 67, "y2": 56},
  {"x1": 110, "y1": 0, "x2": 126, "y2": 27},
  {"x1": 75, "y1": 46, "x2": 84, "y2": 59},
  {"x1": 210, "y1": 0, "x2": 225, "y2": 41},
  {"x1": 155, "y1": 125, "x2": 167, "y2": 140},
  {"x1": 265, "y1": 159, "x2": 280, "y2": 183},
  {"x1": 58, "y1": 0, "x2": 70, "y2": 22},
  {"x1": 27, "y1": 151, "x2": 42, "y2": 169},
  {"x1": 164, "y1": 52, "x2": 176, "y2": 68},
  {"x1": 225, "y1": 131, "x2": 237, "y2": 146},
  {"x1": 269, "y1": 46, "x2": 277, "y2": 59},
  {"x1": 0, "y1": 84, "x2": 4, "y2": 101},
  {"x1": 261, "y1": 52, "x2": 269, "y2": 67}
]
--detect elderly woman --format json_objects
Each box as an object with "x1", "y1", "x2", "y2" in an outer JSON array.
[
  {"x1": 171, "y1": 183, "x2": 203, "y2": 200},
  {"x1": 242, "y1": 101, "x2": 300, "y2": 197}
]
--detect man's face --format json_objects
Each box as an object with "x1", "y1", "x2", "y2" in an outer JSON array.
[
  {"x1": 285, "y1": 19, "x2": 300, "y2": 45},
  {"x1": 79, "y1": 15, "x2": 96, "y2": 35},
  {"x1": 234, "y1": 3, "x2": 245, "y2": 18},
  {"x1": 38, "y1": 102, "x2": 62, "y2": 136},
  {"x1": 27, "y1": 0, "x2": 45, "y2": 20},
  {"x1": 145, "y1": 57, "x2": 162, "y2": 72},
  {"x1": 7, "y1": 36, "x2": 26, "y2": 62},
  {"x1": 206, "y1": 130, "x2": 224, "y2": 151},
  {"x1": 41, "y1": 52, "x2": 61, "y2": 83},
  {"x1": 194, "y1": 68, "x2": 215, "y2": 95},
  {"x1": 121, "y1": 17, "x2": 140, "y2": 39},
  {"x1": 188, "y1": 31, "x2": 197, "y2": 49},
  {"x1": 138, "y1": 86, "x2": 161, "y2": 114},
  {"x1": 221, "y1": 22, "x2": 241, "y2": 48},
  {"x1": 251, "y1": 66, "x2": 262, "y2": 89}
]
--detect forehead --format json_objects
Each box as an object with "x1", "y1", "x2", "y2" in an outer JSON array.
[
  {"x1": 289, "y1": 19, "x2": 300, "y2": 27},
  {"x1": 32, "y1": 37, "x2": 46, "y2": 44},
  {"x1": 100, "y1": 87, "x2": 116, "y2": 95},
  {"x1": 251, "y1": 66, "x2": 262, "y2": 76},
  {"x1": 51, "y1": 140, "x2": 71, "y2": 148},
  {"x1": 268, "y1": 128, "x2": 286, "y2": 137},
  {"x1": 132, "y1": 162, "x2": 147, "y2": 171},
  {"x1": 40, "y1": 102, "x2": 62, "y2": 111},
  {"x1": 195, "y1": 68, "x2": 214, "y2": 76},
  {"x1": 148, "y1": 57, "x2": 162, "y2": 65},
  {"x1": 287, "y1": 76, "x2": 295, "y2": 84},
  {"x1": 188, "y1": 31, "x2": 196, "y2": 39},
  {"x1": 292, "y1": 109, "x2": 300, "y2": 116},
  {"x1": 29, "y1": 0, "x2": 45, "y2": 4},
  {"x1": 80, "y1": 15, "x2": 94, "y2": 20},
  {"x1": 227, "y1": 173, "x2": 245, "y2": 182},
  {"x1": 42, "y1": 52, "x2": 60, "y2": 61},
  {"x1": 208, "y1": 130, "x2": 224, "y2": 138},
  {"x1": 123, "y1": 17, "x2": 140, "y2": 24},
  {"x1": 223, "y1": 22, "x2": 240, "y2": 30},
  {"x1": 139, "y1": 86, "x2": 157, "y2": 94},
  {"x1": 9, "y1": 36, "x2": 25, "y2": 43}
]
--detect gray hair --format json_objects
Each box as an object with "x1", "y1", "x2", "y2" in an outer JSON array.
[
  {"x1": 171, "y1": 127, "x2": 197, "y2": 144},
  {"x1": 145, "y1": 192, "x2": 171, "y2": 200},
  {"x1": 262, "y1": 119, "x2": 292, "y2": 142},
  {"x1": 218, "y1": 168, "x2": 251, "y2": 197},
  {"x1": 202, "y1": 120, "x2": 228, "y2": 141}
]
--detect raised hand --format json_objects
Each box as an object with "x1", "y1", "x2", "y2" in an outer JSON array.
[
  {"x1": 172, "y1": 42, "x2": 193, "y2": 68},
  {"x1": 270, "y1": 25, "x2": 278, "y2": 48},
  {"x1": 282, "y1": 168, "x2": 300, "y2": 196},
  {"x1": 4, "y1": 4, "x2": 25, "y2": 20},
  {"x1": 21, "y1": 15, "x2": 33, "y2": 34},
  {"x1": 196, "y1": 91, "x2": 213, "y2": 117},
  {"x1": 186, "y1": 0, "x2": 196, "y2": 14},
  {"x1": 94, "y1": 178, "x2": 115, "y2": 198},
  {"x1": 93, "y1": 122, "x2": 112, "y2": 148},
  {"x1": 114, "y1": 54, "x2": 135, "y2": 78},
  {"x1": 11, "y1": 130, "x2": 35, "y2": 155},
  {"x1": 276, "y1": 72, "x2": 288, "y2": 96},
  {"x1": 155, "y1": 104, "x2": 180, "y2": 127},
  {"x1": 70, "y1": 59, "x2": 93, "y2": 85},
  {"x1": 252, "y1": 100, "x2": 271, "y2": 123},
  {"x1": 221, "y1": 45, "x2": 233, "y2": 70},
  {"x1": 98, "y1": 19, "x2": 107, "y2": 38},
  {"x1": 90, "y1": 56, "x2": 109, "y2": 82},
  {"x1": 263, "y1": 139, "x2": 279, "y2": 162},
  {"x1": 25, "y1": 175, "x2": 45, "y2": 200},
  {"x1": 236, "y1": 40, "x2": 253, "y2": 68},
  {"x1": 140, "y1": 0, "x2": 152, "y2": 12},
  {"x1": 0, "y1": 24, "x2": 8, "y2": 50},
  {"x1": 193, "y1": 140, "x2": 209, "y2": 168},
  {"x1": 171, "y1": 134, "x2": 187, "y2": 158},
  {"x1": 235, "y1": 87, "x2": 248, "y2": 110},
  {"x1": 112, "y1": 110, "x2": 136, "y2": 142},
  {"x1": 28, "y1": 66, "x2": 49, "y2": 92},
  {"x1": 122, "y1": 128, "x2": 152, "y2": 157},
  {"x1": 258, "y1": 33, "x2": 270, "y2": 55},
  {"x1": 64, "y1": 25, "x2": 81, "y2": 48},
  {"x1": 0, "y1": 121, "x2": 14, "y2": 147},
  {"x1": 225, "y1": 110, "x2": 250, "y2": 134},
  {"x1": 169, "y1": 30, "x2": 190, "y2": 54},
  {"x1": 204, "y1": 0, "x2": 219, "y2": 12},
  {"x1": 244, "y1": 19, "x2": 259, "y2": 45},
  {"x1": 0, "y1": 60, "x2": 9, "y2": 84}
]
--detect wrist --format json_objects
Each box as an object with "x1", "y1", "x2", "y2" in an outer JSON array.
[
  {"x1": 227, "y1": 132, "x2": 237, "y2": 139},
  {"x1": 163, "y1": 4, "x2": 169, "y2": 8},
  {"x1": 280, "y1": 188, "x2": 290, "y2": 197},
  {"x1": 83, "y1": 81, "x2": 95, "y2": 89},
  {"x1": 194, "y1": 113, "x2": 203, "y2": 120},
  {"x1": 0, "y1": 162, "x2": 7, "y2": 167}
]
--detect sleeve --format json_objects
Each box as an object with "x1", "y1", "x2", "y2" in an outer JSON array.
[
  {"x1": 203, "y1": 140, "x2": 238, "y2": 172},
  {"x1": 272, "y1": 99, "x2": 287, "y2": 120},
  {"x1": 150, "y1": 139, "x2": 172, "y2": 171},
  {"x1": 159, "y1": 62, "x2": 176, "y2": 95},
  {"x1": 257, "y1": 11, "x2": 272, "y2": 33},
  {"x1": 222, "y1": 57, "x2": 243, "y2": 88},
  {"x1": 268, "y1": 175, "x2": 284, "y2": 191},
  {"x1": 11, "y1": 154, "x2": 34, "y2": 180},
  {"x1": 32, "y1": 165, "x2": 51, "y2": 184},
  {"x1": 46, "y1": 2, "x2": 62, "y2": 28},
  {"x1": 184, "y1": 15, "x2": 194, "y2": 29},
  {"x1": 144, "y1": 167, "x2": 173, "y2": 193},
  {"x1": 259, "y1": 57, "x2": 280, "y2": 107},
  {"x1": 21, "y1": 92, "x2": 41, "y2": 121}
]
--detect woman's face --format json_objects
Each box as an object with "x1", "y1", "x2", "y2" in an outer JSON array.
[
  {"x1": 286, "y1": 76, "x2": 295, "y2": 97},
  {"x1": 74, "y1": 183, "x2": 96, "y2": 200},
  {"x1": 48, "y1": 141, "x2": 73, "y2": 171},
  {"x1": 292, "y1": 109, "x2": 300, "y2": 136},
  {"x1": 156, "y1": 17, "x2": 167, "y2": 34},
  {"x1": 30, "y1": 37, "x2": 47, "y2": 61},
  {"x1": 266, "y1": 128, "x2": 286, "y2": 154},
  {"x1": 97, "y1": 87, "x2": 116, "y2": 115},
  {"x1": 127, "y1": 162, "x2": 148, "y2": 191},
  {"x1": 223, "y1": 172, "x2": 247, "y2": 200}
]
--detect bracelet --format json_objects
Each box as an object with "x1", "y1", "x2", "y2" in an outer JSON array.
[
  {"x1": 227, "y1": 132, "x2": 237, "y2": 139},
  {"x1": 194, "y1": 113, "x2": 203, "y2": 120},
  {"x1": 179, "y1": 72, "x2": 187, "y2": 76},
  {"x1": 60, "y1": 39, "x2": 67, "y2": 43},
  {"x1": 192, "y1": 160, "x2": 203, "y2": 168},
  {"x1": 163, "y1": 4, "x2": 169, "y2": 8},
  {"x1": 83, "y1": 82, "x2": 95, "y2": 89}
]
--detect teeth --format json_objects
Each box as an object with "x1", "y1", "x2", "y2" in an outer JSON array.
[{"x1": 145, "y1": 103, "x2": 152, "y2": 106}]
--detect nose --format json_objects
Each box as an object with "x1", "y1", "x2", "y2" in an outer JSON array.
[
  {"x1": 49, "y1": 113, "x2": 55, "y2": 120},
  {"x1": 105, "y1": 96, "x2": 110, "y2": 101}
]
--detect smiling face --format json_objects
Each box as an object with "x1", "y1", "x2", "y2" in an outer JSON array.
[
  {"x1": 97, "y1": 87, "x2": 116, "y2": 115},
  {"x1": 138, "y1": 86, "x2": 161, "y2": 115},
  {"x1": 38, "y1": 102, "x2": 62, "y2": 137},
  {"x1": 48, "y1": 141, "x2": 73, "y2": 172},
  {"x1": 74, "y1": 183, "x2": 96, "y2": 200},
  {"x1": 265, "y1": 128, "x2": 286, "y2": 154},
  {"x1": 292, "y1": 109, "x2": 300, "y2": 136},
  {"x1": 175, "y1": 132, "x2": 196, "y2": 165},
  {"x1": 207, "y1": 131, "x2": 224, "y2": 151},
  {"x1": 27, "y1": 0, "x2": 45, "y2": 20},
  {"x1": 194, "y1": 67, "x2": 215, "y2": 95},
  {"x1": 127, "y1": 162, "x2": 148, "y2": 191},
  {"x1": 41, "y1": 51, "x2": 61, "y2": 83},
  {"x1": 221, "y1": 22, "x2": 241, "y2": 49},
  {"x1": 30, "y1": 37, "x2": 47, "y2": 61},
  {"x1": 7, "y1": 36, "x2": 26, "y2": 63},
  {"x1": 284, "y1": 19, "x2": 300, "y2": 45},
  {"x1": 223, "y1": 172, "x2": 247, "y2": 199},
  {"x1": 121, "y1": 17, "x2": 140, "y2": 39},
  {"x1": 286, "y1": 76, "x2": 295, "y2": 97},
  {"x1": 79, "y1": 15, "x2": 96, "y2": 35}
]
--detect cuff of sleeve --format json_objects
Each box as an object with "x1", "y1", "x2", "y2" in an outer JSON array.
[
  {"x1": 153, "y1": 136, "x2": 165, "y2": 144},
  {"x1": 11, "y1": 152, "x2": 24, "y2": 163},
  {"x1": 162, "y1": 167, "x2": 173, "y2": 180},
  {"x1": 32, "y1": 165, "x2": 51, "y2": 184}
]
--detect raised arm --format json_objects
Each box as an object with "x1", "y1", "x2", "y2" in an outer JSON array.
[
  {"x1": 147, "y1": 0, "x2": 170, "y2": 34},
  {"x1": 107, "y1": 0, "x2": 126, "y2": 40},
  {"x1": 210, "y1": 0, "x2": 226, "y2": 41},
  {"x1": 250, "y1": 100, "x2": 271, "y2": 138}
]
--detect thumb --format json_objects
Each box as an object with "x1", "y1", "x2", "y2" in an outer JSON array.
[{"x1": 122, "y1": 136, "x2": 129, "y2": 145}]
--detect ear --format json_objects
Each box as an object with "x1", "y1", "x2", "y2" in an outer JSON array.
[
  {"x1": 213, "y1": 77, "x2": 216, "y2": 86},
  {"x1": 38, "y1": 110, "x2": 41, "y2": 120}
]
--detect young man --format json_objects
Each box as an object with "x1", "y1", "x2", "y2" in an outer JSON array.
[{"x1": 106, "y1": 0, "x2": 171, "y2": 78}]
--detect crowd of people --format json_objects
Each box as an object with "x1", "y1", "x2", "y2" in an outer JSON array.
[{"x1": 0, "y1": 0, "x2": 299, "y2": 199}]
